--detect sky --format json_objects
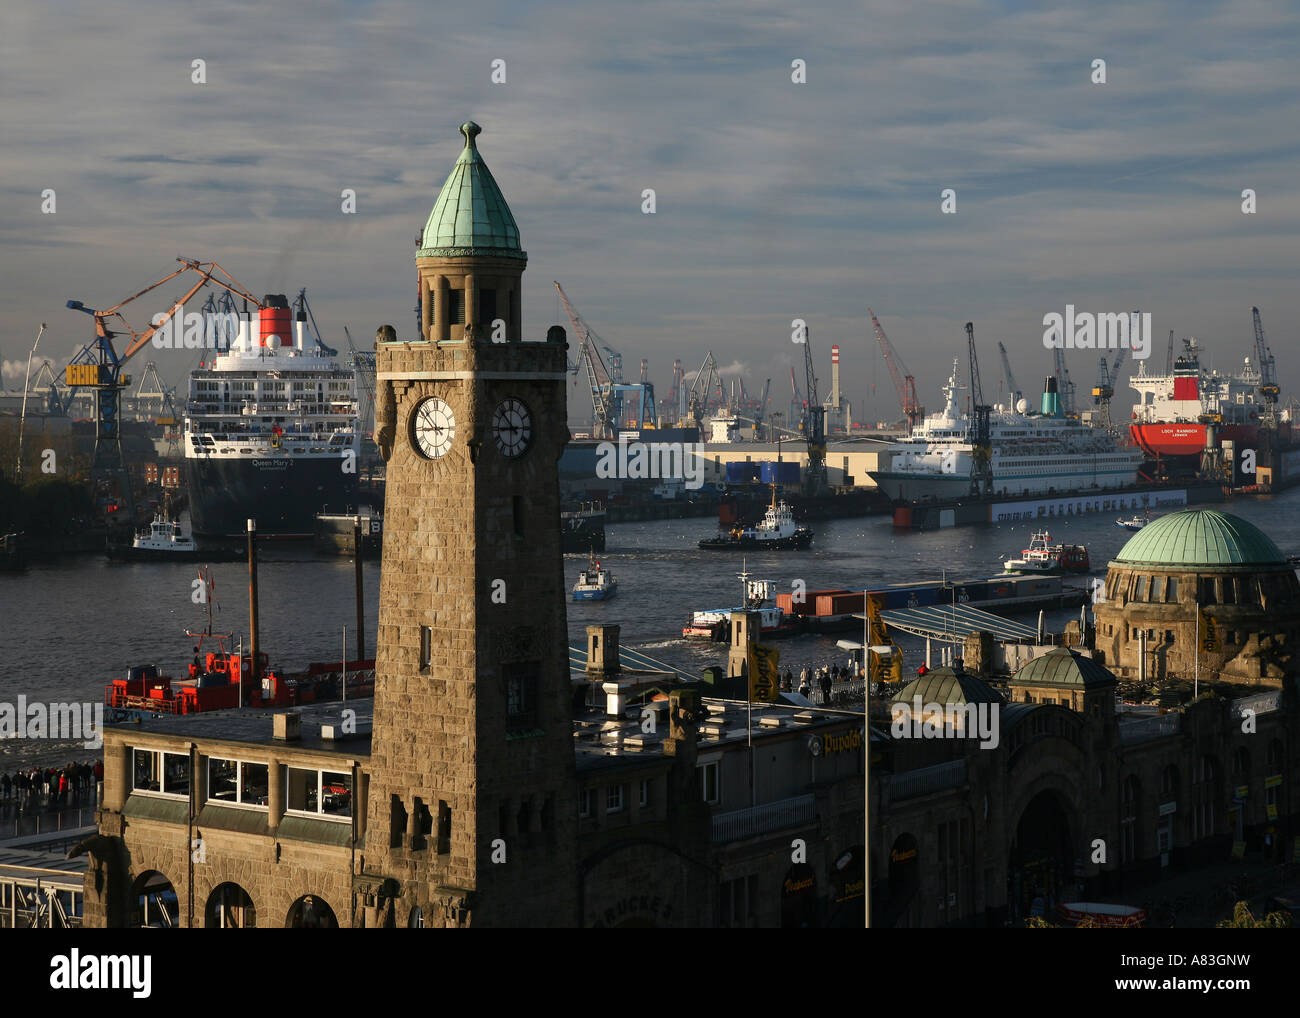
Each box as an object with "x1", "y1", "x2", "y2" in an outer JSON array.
[{"x1": 2, "y1": 0, "x2": 1298, "y2": 425}]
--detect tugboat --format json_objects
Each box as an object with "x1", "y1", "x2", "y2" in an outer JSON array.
[
  {"x1": 1002, "y1": 530, "x2": 1090, "y2": 574},
  {"x1": 1116, "y1": 509, "x2": 1156, "y2": 532},
  {"x1": 107, "y1": 507, "x2": 240, "y2": 562},
  {"x1": 699, "y1": 488, "x2": 813, "y2": 551},
  {"x1": 571, "y1": 552, "x2": 618, "y2": 601}
]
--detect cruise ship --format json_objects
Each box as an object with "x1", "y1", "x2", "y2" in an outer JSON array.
[
  {"x1": 184, "y1": 294, "x2": 360, "y2": 538},
  {"x1": 869, "y1": 361, "x2": 1144, "y2": 503}
]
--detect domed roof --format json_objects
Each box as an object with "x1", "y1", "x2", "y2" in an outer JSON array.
[
  {"x1": 1114, "y1": 509, "x2": 1284, "y2": 568},
  {"x1": 1011, "y1": 647, "x2": 1117, "y2": 689},
  {"x1": 891, "y1": 666, "x2": 1004, "y2": 708},
  {"x1": 419, "y1": 122, "x2": 525, "y2": 261}
]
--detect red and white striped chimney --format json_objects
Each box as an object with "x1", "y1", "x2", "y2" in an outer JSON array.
[{"x1": 830, "y1": 344, "x2": 841, "y2": 409}]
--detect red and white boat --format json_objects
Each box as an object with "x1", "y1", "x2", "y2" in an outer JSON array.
[
  {"x1": 1002, "y1": 530, "x2": 1090, "y2": 574},
  {"x1": 682, "y1": 573, "x2": 803, "y2": 641},
  {"x1": 1129, "y1": 338, "x2": 1263, "y2": 459}
]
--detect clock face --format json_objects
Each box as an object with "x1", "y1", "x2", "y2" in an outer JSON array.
[
  {"x1": 492, "y1": 398, "x2": 532, "y2": 458},
  {"x1": 411, "y1": 397, "x2": 456, "y2": 459}
]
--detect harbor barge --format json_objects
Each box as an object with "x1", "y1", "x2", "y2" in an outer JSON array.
[{"x1": 775, "y1": 574, "x2": 1088, "y2": 634}]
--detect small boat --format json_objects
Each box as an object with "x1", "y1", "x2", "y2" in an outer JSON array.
[
  {"x1": 1116, "y1": 509, "x2": 1156, "y2": 531},
  {"x1": 682, "y1": 569, "x2": 803, "y2": 640},
  {"x1": 572, "y1": 554, "x2": 618, "y2": 601},
  {"x1": 1002, "y1": 530, "x2": 1090, "y2": 574},
  {"x1": 107, "y1": 510, "x2": 241, "y2": 562},
  {"x1": 699, "y1": 488, "x2": 813, "y2": 551}
]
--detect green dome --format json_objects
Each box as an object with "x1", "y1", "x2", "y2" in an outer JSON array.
[
  {"x1": 891, "y1": 666, "x2": 1004, "y2": 708},
  {"x1": 1114, "y1": 509, "x2": 1284, "y2": 568},
  {"x1": 418, "y1": 122, "x2": 525, "y2": 261},
  {"x1": 1011, "y1": 647, "x2": 1116, "y2": 689}
]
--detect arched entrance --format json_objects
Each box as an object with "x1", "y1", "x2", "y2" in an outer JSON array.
[
  {"x1": 130, "y1": 870, "x2": 178, "y2": 928},
  {"x1": 1009, "y1": 790, "x2": 1075, "y2": 924},
  {"x1": 205, "y1": 882, "x2": 256, "y2": 928},
  {"x1": 287, "y1": 894, "x2": 338, "y2": 928}
]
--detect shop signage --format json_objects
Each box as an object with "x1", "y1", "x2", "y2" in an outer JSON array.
[{"x1": 1158, "y1": 801, "x2": 1177, "y2": 816}]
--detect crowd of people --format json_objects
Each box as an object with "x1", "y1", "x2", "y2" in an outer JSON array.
[
  {"x1": 0, "y1": 761, "x2": 101, "y2": 814},
  {"x1": 779, "y1": 660, "x2": 860, "y2": 705}
]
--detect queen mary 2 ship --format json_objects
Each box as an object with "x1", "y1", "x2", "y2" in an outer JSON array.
[
  {"x1": 868, "y1": 360, "x2": 1144, "y2": 502},
  {"x1": 184, "y1": 295, "x2": 359, "y2": 538}
]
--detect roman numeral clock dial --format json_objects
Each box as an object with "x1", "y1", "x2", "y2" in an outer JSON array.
[
  {"x1": 492, "y1": 398, "x2": 532, "y2": 458},
  {"x1": 412, "y1": 397, "x2": 456, "y2": 459}
]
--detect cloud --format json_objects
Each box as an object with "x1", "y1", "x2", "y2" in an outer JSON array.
[{"x1": 2, "y1": 0, "x2": 1298, "y2": 422}]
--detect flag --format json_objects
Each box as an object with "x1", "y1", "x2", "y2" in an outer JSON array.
[
  {"x1": 749, "y1": 643, "x2": 780, "y2": 703},
  {"x1": 1199, "y1": 608, "x2": 1220, "y2": 654}
]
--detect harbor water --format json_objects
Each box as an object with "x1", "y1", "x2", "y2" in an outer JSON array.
[{"x1": 4, "y1": 489, "x2": 1299, "y2": 768}]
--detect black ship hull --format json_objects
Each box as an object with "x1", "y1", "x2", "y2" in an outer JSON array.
[
  {"x1": 698, "y1": 530, "x2": 814, "y2": 551},
  {"x1": 186, "y1": 455, "x2": 358, "y2": 538}
]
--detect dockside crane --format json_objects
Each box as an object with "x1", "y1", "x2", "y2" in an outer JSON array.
[
  {"x1": 1252, "y1": 307, "x2": 1279, "y2": 407},
  {"x1": 1089, "y1": 316, "x2": 1136, "y2": 432},
  {"x1": 996, "y1": 341, "x2": 1022, "y2": 407},
  {"x1": 65, "y1": 257, "x2": 261, "y2": 524},
  {"x1": 554, "y1": 280, "x2": 615, "y2": 436},
  {"x1": 1051, "y1": 341, "x2": 1077, "y2": 416},
  {"x1": 686, "y1": 352, "x2": 722, "y2": 432},
  {"x1": 965, "y1": 322, "x2": 992, "y2": 498},
  {"x1": 867, "y1": 308, "x2": 923, "y2": 432},
  {"x1": 801, "y1": 326, "x2": 829, "y2": 496}
]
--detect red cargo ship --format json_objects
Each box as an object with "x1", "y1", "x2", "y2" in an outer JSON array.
[{"x1": 1129, "y1": 338, "x2": 1262, "y2": 460}]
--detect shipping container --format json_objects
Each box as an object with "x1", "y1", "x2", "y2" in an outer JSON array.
[
  {"x1": 725, "y1": 461, "x2": 761, "y2": 483},
  {"x1": 759, "y1": 461, "x2": 801, "y2": 485}
]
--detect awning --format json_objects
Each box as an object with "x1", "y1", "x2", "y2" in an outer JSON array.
[
  {"x1": 568, "y1": 644, "x2": 696, "y2": 681},
  {"x1": 865, "y1": 604, "x2": 1040, "y2": 643}
]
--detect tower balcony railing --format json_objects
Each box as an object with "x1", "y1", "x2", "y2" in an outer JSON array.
[{"x1": 711, "y1": 793, "x2": 816, "y2": 843}]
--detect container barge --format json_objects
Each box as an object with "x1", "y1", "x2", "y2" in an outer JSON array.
[{"x1": 775, "y1": 575, "x2": 1088, "y2": 634}]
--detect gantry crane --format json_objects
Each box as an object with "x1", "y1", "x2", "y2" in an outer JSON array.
[
  {"x1": 996, "y1": 341, "x2": 1022, "y2": 408},
  {"x1": 66, "y1": 258, "x2": 261, "y2": 523},
  {"x1": 965, "y1": 322, "x2": 992, "y2": 498},
  {"x1": 867, "y1": 308, "x2": 923, "y2": 432}
]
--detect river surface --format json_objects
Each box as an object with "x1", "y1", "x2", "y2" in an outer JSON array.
[{"x1": 4, "y1": 489, "x2": 1300, "y2": 767}]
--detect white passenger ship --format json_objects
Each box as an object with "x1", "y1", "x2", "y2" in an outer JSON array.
[
  {"x1": 869, "y1": 361, "x2": 1144, "y2": 503},
  {"x1": 184, "y1": 294, "x2": 360, "y2": 537}
]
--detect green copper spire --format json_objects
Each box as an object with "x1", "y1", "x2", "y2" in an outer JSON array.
[{"x1": 418, "y1": 122, "x2": 525, "y2": 261}]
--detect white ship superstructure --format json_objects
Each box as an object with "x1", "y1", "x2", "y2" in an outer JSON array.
[
  {"x1": 870, "y1": 360, "x2": 1144, "y2": 502},
  {"x1": 184, "y1": 295, "x2": 360, "y2": 537}
]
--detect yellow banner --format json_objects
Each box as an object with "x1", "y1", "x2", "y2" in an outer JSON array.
[
  {"x1": 749, "y1": 643, "x2": 780, "y2": 703},
  {"x1": 1199, "y1": 608, "x2": 1220, "y2": 654}
]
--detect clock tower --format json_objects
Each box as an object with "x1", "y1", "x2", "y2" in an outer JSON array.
[{"x1": 360, "y1": 122, "x2": 578, "y2": 927}]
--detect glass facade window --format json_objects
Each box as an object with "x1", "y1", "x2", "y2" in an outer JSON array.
[{"x1": 208, "y1": 758, "x2": 268, "y2": 808}]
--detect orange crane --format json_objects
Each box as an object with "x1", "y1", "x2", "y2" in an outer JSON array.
[
  {"x1": 66, "y1": 257, "x2": 262, "y2": 523},
  {"x1": 867, "y1": 308, "x2": 923, "y2": 432}
]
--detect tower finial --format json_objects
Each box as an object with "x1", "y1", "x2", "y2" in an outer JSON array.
[{"x1": 460, "y1": 121, "x2": 481, "y2": 149}]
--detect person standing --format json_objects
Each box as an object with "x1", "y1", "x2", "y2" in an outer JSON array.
[{"x1": 820, "y1": 668, "x2": 833, "y2": 706}]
